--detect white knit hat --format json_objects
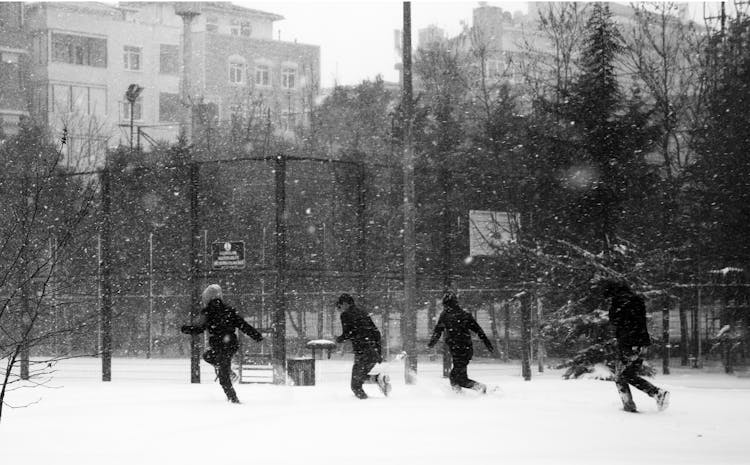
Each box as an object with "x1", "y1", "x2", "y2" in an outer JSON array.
[{"x1": 201, "y1": 284, "x2": 223, "y2": 307}]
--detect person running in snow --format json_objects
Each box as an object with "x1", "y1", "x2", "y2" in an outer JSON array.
[
  {"x1": 335, "y1": 293, "x2": 391, "y2": 399},
  {"x1": 598, "y1": 278, "x2": 670, "y2": 412},
  {"x1": 181, "y1": 284, "x2": 263, "y2": 403},
  {"x1": 427, "y1": 291, "x2": 495, "y2": 394}
]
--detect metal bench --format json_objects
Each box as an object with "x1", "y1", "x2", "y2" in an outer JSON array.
[{"x1": 238, "y1": 353, "x2": 274, "y2": 384}]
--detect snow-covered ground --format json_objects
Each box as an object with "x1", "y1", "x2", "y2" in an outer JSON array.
[{"x1": 2, "y1": 357, "x2": 749, "y2": 465}]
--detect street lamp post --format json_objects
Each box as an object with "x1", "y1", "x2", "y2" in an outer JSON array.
[{"x1": 125, "y1": 84, "x2": 144, "y2": 153}]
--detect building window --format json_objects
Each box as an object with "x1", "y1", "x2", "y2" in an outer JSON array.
[
  {"x1": 230, "y1": 19, "x2": 240, "y2": 36},
  {"x1": 486, "y1": 59, "x2": 502, "y2": 78},
  {"x1": 280, "y1": 109, "x2": 296, "y2": 132},
  {"x1": 52, "y1": 84, "x2": 71, "y2": 113},
  {"x1": 281, "y1": 67, "x2": 296, "y2": 89},
  {"x1": 122, "y1": 98, "x2": 142, "y2": 121},
  {"x1": 206, "y1": 15, "x2": 218, "y2": 33},
  {"x1": 255, "y1": 64, "x2": 270, "y2": 87},
  {"x1": 159, "y1": 92, "x2": 180, "y2": 122},
  {"x1": 240, "y1": 21, "x2": 252, "y2": 37},
  {"x1": 1, "y1": 52, "x2": 19, "y2": 64},
  {"x1": 159, "y1": 44, "x2": 178, "y2": 75},
  {"x1": 229, "y1": 60, "x2": 245, "y2": 84},
  {"x1": 51, "y1": 84, "x2": 106, "y2": 116},
  {"x1": 123, "y1": 46, "x2": 141, "y2": 71},
  {"x1": 51, "y1": 33, "x2": 106, "y2": 67}
]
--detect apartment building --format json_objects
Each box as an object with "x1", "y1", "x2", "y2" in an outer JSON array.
[
  {"x1": 0, "y1": 3, "x2": 29, "y2": 136},
  {"x1": 0, "y1": 2, "x2": 320, "y2": 168}
]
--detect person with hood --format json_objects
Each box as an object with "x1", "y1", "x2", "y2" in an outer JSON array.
[
  {"x1": 181, "y1": 284, "x2": 263, "y2": 403},
  {"x1": 599, "y1": 278, "x2": 670, "y2": 412},
  {"x1": 427, "y1": 291, "x2": 494, "y2": 393},
  {"x1": 335, "y1": 293, "x2": 391, "y2": 399}
]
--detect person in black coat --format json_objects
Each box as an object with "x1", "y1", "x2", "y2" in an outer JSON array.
[
  {"x1": 335, "y1": 293, "x2": 391, "y2": 399},
  {"x1": 427, "y1": 292, "x2": 494, "y2": 393},
  {"x1": 600, "y1": 279, "x2": 670, "y2": 412},
  {"x1": 181, "y1": 284, "x2": 263, "y2": 403}
]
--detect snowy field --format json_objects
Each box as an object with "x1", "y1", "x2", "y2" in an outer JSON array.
[{"x1": 2, "y1": 357, "x2": 750, "y2": 465}]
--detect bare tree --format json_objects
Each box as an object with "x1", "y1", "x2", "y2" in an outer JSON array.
[
  {"x1": 622, "y1": 2, "x2": 708, "y2": 179},
  {"x1": 518, "y1": 2, "x2": 589, "y2": 110},
  {"x1": 0, "y1": 124, "x2": 99, "y2": 422}
]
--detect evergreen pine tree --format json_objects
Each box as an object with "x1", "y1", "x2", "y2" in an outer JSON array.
[
  {"x1": 538, "y1": 3, "x2": 658, "y2": 378},
  {"x1": 688, "y1": 14, "x2": 750, "y2": 272}
]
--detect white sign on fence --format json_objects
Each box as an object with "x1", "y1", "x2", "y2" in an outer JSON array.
[{"x1": 211, "y1": 241, "x2": 246, "y2": 270}]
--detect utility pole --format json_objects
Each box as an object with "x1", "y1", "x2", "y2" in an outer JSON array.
[
  {"x1": 402, "y1": 1, "x2": 418, "y2": 384},
  {"x1": 175, "y1": 2, "x2": 202, "y2": 383}
]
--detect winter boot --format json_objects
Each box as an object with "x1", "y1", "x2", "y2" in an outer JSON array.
[
  {"x1": 471, "y1": 382, "x2": 488, "y2": 394},
  {"x1": 622, "y1": 401, "x2": 638, "y2": 413},
  {"x1": 376, "y1": 374, "x2": 392, "y2": 397},
  {"x1": 656, "y1": 389, "x2": 670, "y2": 412}
]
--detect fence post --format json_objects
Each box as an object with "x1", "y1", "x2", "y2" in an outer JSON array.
[
  {"x1": 273, "y1": 153, "x2": 288, "y2": 384},
  {"x1": 357, "y1": 163, "x2": 367, "y2": 302},
  {"x1": 679, "y1": 300, "x2": 689, "y2": 366},
  {"x1": 503, "y1": 301, "x2": 510, "y2": 362},
  {"x1": 537, "y1": 295, "x2": 544, "y2": 373},
  {"x1": 189, "y1": 160, "x2": 201, "y2": 383},
  {"x1": 662, "y1": 300, "x2": 670, "y2": 375},
  {"x1": 100, "y1": 165, "x2": 112, "y2": 382},
  {"x1": 520, "y1": 293, "x2": 531, "y2": 381},
  {"x1": 693, "y1": 287, "x2": 702, "y2": 368}
]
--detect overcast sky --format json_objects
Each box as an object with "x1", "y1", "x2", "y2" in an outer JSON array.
[
  {"x1": 241, "y1": 1, "x2": 529, "y2": 88},
  {"x1": 239, "y1": 1, "x2": 722, "y2": 89}
]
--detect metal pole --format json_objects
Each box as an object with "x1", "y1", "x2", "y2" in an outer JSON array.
[
  {"x1": 273, "y1": 153, "x2": 288, "y2": 384},
  {"x1": 147, "y1": 232, "x2": 153, "y2": 359},
  {"x1": 402, "y1": 0, "x2": 418, "y2": 385},
  {"x1": 695, "y1": 287, "x2": 702, "y2": 368},
  {"x1": 357, "y1": 163, "x2": 367, "y2": 302},
  {"x1": 520, "y1": 294, "x2": 531, "y2": 381},
  {"x1": 504, "y1": 301, "x2": 510, "y2": 362},
  {"x1": 130, "y1": 102, "x2": 134, "y2": 153},
  {"x1": 679, "y1": 300, "x2": 689, "y2": 366},
  {"x1": 537, "y1": 296, "x2": 544, "y2": 373},
  {"x1": 662, "y1": 301, "x2": 670, "y2": 375},
  {"x1": 101, "y1": 165, "x2": 112, "y2": 382},
  {"x1": 189, "y1": 161, "x2": 201, "y2": 383}
]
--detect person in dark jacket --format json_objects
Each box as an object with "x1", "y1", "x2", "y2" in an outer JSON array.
[
  {"x1": 181, "y1": 284, "x2": 263, "y2": 403},
  {"x1": 427, "y1": 292, "x2": 494, "y2": 393},
  {"x1": 335, "y1": 293, "x2": 391, "y2": 399},
  {"x1": 600, "y1": 279, "x2": 670, "y2": 412}
]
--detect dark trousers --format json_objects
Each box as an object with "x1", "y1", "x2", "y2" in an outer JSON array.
[
  {"x1": 449, "y1": 355, "x2": 479, "y2": 390},
  {"x1": 615, "y1": 346, "x2": 659, "y2": 406},
  {"x1": 351, "y1": 354, "x2": 378, "y2": 399},
  {"x1": 204, "y1": 347, "x2": 238, "y2": 402}
]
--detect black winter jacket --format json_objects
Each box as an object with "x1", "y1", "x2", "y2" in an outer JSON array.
[
  {"x1": 336, "y1": 305, "x2": 382, "y2": 360},
  {"x1": 428, "y1": 304, "x2": 493, "y2": 358},
  {"x1": 609, "y1": 290, "x2": 651, "y2": 348},
  {"x1": 181, "y1": 299, "x2": 263, "y2": 352}
]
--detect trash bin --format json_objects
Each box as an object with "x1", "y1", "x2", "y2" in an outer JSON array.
[
  {"x1": 306, "y1": 339, "x2": 336, "y2": 359},
  {"x1": 287, "y1": 358, "x2": 315, "y2": 386}
]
